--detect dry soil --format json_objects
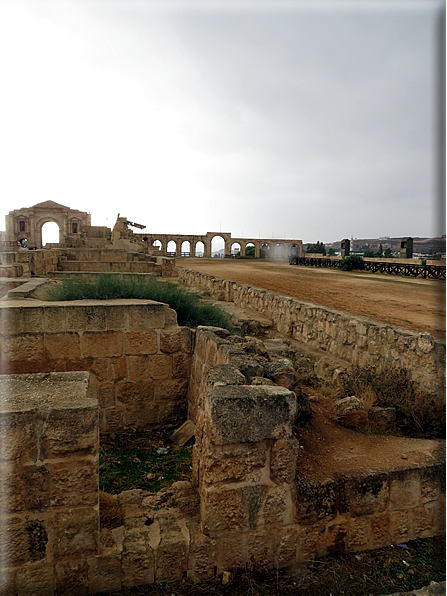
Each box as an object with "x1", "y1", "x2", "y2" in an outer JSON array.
[{"x1": 180, "y1": 258, "x2": 446, "y2": 338}]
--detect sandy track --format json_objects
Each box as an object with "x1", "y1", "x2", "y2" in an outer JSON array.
[{"x1": 179, "y1": 258, "x2": 445, "y2": 338}]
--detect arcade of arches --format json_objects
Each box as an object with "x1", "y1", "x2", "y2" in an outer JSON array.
[{"x1": 5, "y1": 201, "x2": 303, "y2": 260}]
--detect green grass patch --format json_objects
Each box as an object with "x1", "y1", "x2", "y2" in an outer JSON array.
[
  {"x1": 99, "y1": 443, "x2": 192, "y2": 495},
  {"x1": 47, "y1": 273, "x2": 233, "y2": 330}
]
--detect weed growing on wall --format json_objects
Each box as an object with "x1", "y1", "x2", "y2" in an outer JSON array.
[
  {"x1": 47, "y1": 273, "x2": 234, "y2": 330},
  {"x1": 336, "y1": 366, "x2": 445, "y2": 439}
]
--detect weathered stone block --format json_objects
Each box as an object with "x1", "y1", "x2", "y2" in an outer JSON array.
[
  {"x1": 16, "y1": 561, "x2": 54, "y2": 596},
  {"x1": 44, "y1": 332, "x2": 81, "y2": 360},
  {"x1": 98, "y1": 382, "x2": 115, "y2": 408},
  {"x1": 188, "y1": 529, "x2": 216, "y2": 579},
  {"x1": 216, "y1": 531, "x2": 247, "y2": 572},
  {"x1": 201, "y1": 487, "x2": 253, "y2": 534},
  {"x1": 125, "y1": 331, "x2": 158, "y2": 355},
  {"x1": 115, "y1": 380, "x2": 155, "y2": 406},
  {"x1": 156, "y1": 516, "x2": 187, "y2": 581},
  {"x1": 0, "y1": 516, "x2": 48, "y2": 566},
  {"x1": 0, "y1": 410, "x2": 37, "y2": 463},
  {"x1": 270, "y1": 437, "x2": 299, "y2": 484},
  {"x1": 40, "y1": 408, "x2": 98, "y2": 459},
  {"x1": 339, "y1": 472, "x2": 389, "y2": 517},
  {"x1": 274, "y1": 526, "x2": 299, "y2": 568},
  {"x1": 172, "y1": 353, "x2": 191, "y2": 378},
  {"x1": 88, "y1": 554, "x2": 122, "y2": 594},
  {"x1": 154, "y1": 379, "x2": 188, "y2": 402},
  {"x1": 66, "y1": 306, "x2": 88, "y2": 331},
  {"x1": 127, "y1": 356, "x2": 151, "y2": 381},
  {"x1": 1, "y1": 333, "x2": 45, "y2": 363},
  {"x1": 111, "y1": 357, "x2": 128, "y2": 381},
  {"x1": 43, "y1": 306, "x2": 67, "y2": 333},
  {"x1": 127, "y1": 303, "x2": 166, "y2": 331},
  {"x1": 48, "y1": 459, "x2": 98, "y2": 508},
  {"x1": 160, "y1": 327, "x2": 192, "y2": 354},
  {"x1": 389, "y1": 469, "x2": 420, "y2": 511},
  {"x1": 82, "y1": 331, "x2": 123, "y2": 358},
  {"x1": 54, "y1": 559, "x2": 89, "y2": 596},
  {"x1": 149, "y1": 354, "x2": 171, "y2": 380},
  {"x1": 52, "y1": 508, "x2": 99, "y2": 558},
  {"x1": 201, "y1": 441, "x2": 267, "y2": 486},
  {"x1": 259, "y1": 485, "x2": 294, "y2": 527},
  {"x1": 105, "y1": 305, "x2": 126, "y2": 330},
  {"x1": 206, "y1": 385, "x2": 297, "y2": 445},
  {"x1": 390, "y1": 509, "x2": 412, "y2": 543}
]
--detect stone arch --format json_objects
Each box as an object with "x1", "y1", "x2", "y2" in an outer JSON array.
[
  {"x1": 167, "y1": 240, "x2": 177, "y2": 256},
  {"x1": 211, "y1": 235, "x2": 225, "y2": 258},
  {"x1": 273, "y1": 243, "x2": 286, "y2": 261},
  {"x1": 36, "y1": 217, "x2": 63, "y2": 248},
  {"x1": 41, "y1": 221, "x2": 60, "y2": 247},
  {"x1": 194, "y1": 241, "x2": 205, "y2": 257},
  {"x1": 260, "y1": 243, "x2": 271, "y2": 258},
  {"x1": 181, "y1": 241, "x2": 190, "y2": 257},
  {"x1": 244, "y1": 242, "x2": 255, "y2": 257},
  {"x1": 230, "y1": 242, "x2": 241, "y2": 256}
]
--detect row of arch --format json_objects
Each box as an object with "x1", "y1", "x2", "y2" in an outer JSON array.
[{"x1": 142, "y1": 234, "x2": 302, "y2": 260}]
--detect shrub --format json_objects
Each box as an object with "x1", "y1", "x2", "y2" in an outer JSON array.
[
  {"x1": 339, "y1": 254, "x2": 364, "y2": 271},
  {"x1": 47, "y1": 274, "x2": 234, "y2": 331},
  {"x1": 336, "y1": 366, "x2": 445, "y2": 439}
]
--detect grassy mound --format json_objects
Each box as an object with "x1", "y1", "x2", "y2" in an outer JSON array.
[{"x1": 47, "y1": 273, "x2": 233, "y2": 331}]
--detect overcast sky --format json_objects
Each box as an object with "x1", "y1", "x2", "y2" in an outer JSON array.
[{"x1": 0, "y1": 0, "x2": 444, "y2": 245}]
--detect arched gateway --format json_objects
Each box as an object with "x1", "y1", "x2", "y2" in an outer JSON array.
[{"x1": 5, "y1": 201, "x2": 91, "y2": 248}]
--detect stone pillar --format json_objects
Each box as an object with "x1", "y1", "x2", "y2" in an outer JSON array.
[
  {"x1": 255, "y1": 242, "x2": 261, "y2": 258},
  {"x1": 193, "y1": 384, "x2": 299, "y2": 571},
  {"x1": 0, "y1": 371, "x2": 99, "y2": 595}
]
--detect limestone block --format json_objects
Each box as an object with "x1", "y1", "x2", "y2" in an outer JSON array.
[
  {"x1": 82, "y1": 331, "x2": 123, "y2": 358},
  {"x1": 204, "y1": 364, "x2": 247, "y2": 388},
  {"x1": 390, "y1": 509, "x2": 412, "y2": 543},
  {"x1": 0, "y1": 307, "x2": 24, "y2": 335},
  {"x1": 266, "y1": 358, "x2": 296, "y2": 389},
  {"x1": 98, "y1": 382, "x2": 115, "y2": 408},
  {"x1": 247, "y1": 531, "x2": 274, "y2": 568},
  {"x1": 413, "y1": 506, "x2": 435, "y2": 537},
  {"x1": 149, "y1": 354, "x2": 171, "y2": 380},
  {"x1": 294, "y1": 478, "x2": 336, "y2": 523},
  {"x1": 270, "y1": 437, "x2": 300, "y2": 484},
  {"x1": 47, "y1": 459, "x2": 98, "y2": 508},
  {"x1": 105, "y1": 305, "x2": 126, "y2": 330},
  {"x1": 115, "y1": 380, "x2": 155, "y2": 406},
  {"x1": 127, "y1": 303, "x2": 166, "y2": 331},
  {"x1": 0, "y1": 516, "x2": 48, "y2": 566},
  {"x1": 52, "y1": 508, "x2": 99, "y2": 558},
  {"x1": 123, "y1": 402, "x2": 159, "y2": 429},
  {"x1": 1, "y1": 465, "x2": 50, "y2": 513},
  {"x1": 122, "y1": 530, "x2": 155, "y2": 587},
  {"x1": 258, "y1": 485, "x2": 294, "y2": 528},
  {"x1": 111, "y1": 357, "x2": 128, "y2": 381},
  {"x1": 338, "y1": 472, "x2": 389, "y2": 517},
  {"x1": 172, "y1": 353, "x2": 191, "y2": 378},
  {"x1": 326, "y1": 519, "x2": 349, "y2": 555},
  {"x1": 295, "y1": 523, "x2": 327, "y2": 561},
  {"x1": 54, "y1": 559, "x2": 89, "y2": 596},
  {"x1": 389, "y1": 469, "x2": 421, "y2": 511},
  {"x1": 156, "y1": 516, "x2": 187, "y2": 581},
  {"x1": 201, "y1": 441, "x2": 268, "y2": 486},
  {"x1": 124, "y1": 330, "x2": 158, "y2": 355},
  {"x1": 160, "y1": 327, "x2": 192, "y2": 354},
  {"x1": 347, "y1": 517, "x2": 370, "y2": 548},
  {"x1": 127, "y1": 356, "x2": 151, "y2": 381},
  {"x1": 0, "y1": 410, "x2": 37, "y2": 463},
  {"x1": 369, "y1": 513, "x2": 391, "y2": 548},
  {"x1": 40, "y1": 408, "x2": 98, "y2": 459},
  {"x1": 274, "y1": 526, "x2": 299, "y2": 568},
  {"x1": 16, "y1": 561, "x2": 54, "y2": 596},
  {"x1": 201, "y1": 486, "x2": 256, "y2": 534},
  {"x1": 66, "y1": 306, "x2": 89, "y2": 331},
  {"x1": 154, "y1": 379, "x2": 188, "y2": 402},
  {"x1": 44, "y1": 332, "x2": 81, "y2": 360},
  {"x1": 20, "y1": 307, "x2": 45, "y2": 334},
  {"x1": 205, "y1": 385, "x2": 297, "y2": 445},
  {"x1": 43, "y1": 306, "x2": 67, "y2": 333},
  {"x1": 229, "y1": 354, "x2": 265, "y2": 381},
  {"x1": 216, "y1": 531, "x2": 247, "y2": 572},
  {"x1": 88, "y1": 554, "x2": 122, "y2": 594},
  {"x1": 420, "y1": 466, "x2": 444, "y2": 504},
  {"x1": 1, "y1": 333, "x2": 45, "y2": 363},
  {"x1": 188, "y1": 528, "x2": 216, "y2": 579}
]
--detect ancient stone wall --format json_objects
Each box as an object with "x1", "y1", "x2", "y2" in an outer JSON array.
[
  {"x1": 179, "y1": 268, "x2": 446, "y2": 395},
  {"x1": 0, "y1": 372, "x2": 99, "y2": 595},
  {"x1": 0, "y1": 249, "x2": 59, "y2": 277},
  {"x1": 0, "y1": 300, "x2": 192, "y2": 432}
]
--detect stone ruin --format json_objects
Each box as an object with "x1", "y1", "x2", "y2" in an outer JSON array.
[{"x1": 0, "y1": 295, "x2": 444, "y2": 594}]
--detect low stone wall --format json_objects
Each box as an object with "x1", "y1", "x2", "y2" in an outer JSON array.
[
  {"x1": 0, "y1": 300, "x2": 192, "y2": 432},
  {"x1": 0, "y1": 249, "x2": 59, "y2": 277},
  {"x1": 179, "y1": 268, "x2": 445, "y2": 395}
]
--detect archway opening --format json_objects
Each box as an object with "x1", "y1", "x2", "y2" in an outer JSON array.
[
  {"x1": 181, "y1": 241, "x2": 190, "y2": 257},
  {"x1": 230, "y1": 242, "x2": 241, "y2": 257},
  {"x1": 152, "y1": 240, "x2": 162, "y2": 252},
  {"x1": 289, "y1": 244, "x2": 300, "y2": 259},
  {"x1": 245, "y1": 242, "x2": 255, "y2": 257},
  {"x1": 211, "y1": 236, "x2": 225, "y2": 258},
  {"x1": 273, "y1": 243, "x2": 285, "y2": 261},
  {"x1": 167, "y1": 240, "x2": 177, "y2": 256},
  {"x1": 41, "y1": 221, "x2": 60, "y2": 248},
  {"x1": 195, "y1": 241, "x2": 204, "y2": 257},
  {"x1": 260, "y1": 243, "x2": 270, "y2": 259}
]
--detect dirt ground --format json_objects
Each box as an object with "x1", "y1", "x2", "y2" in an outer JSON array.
[{"x1": 179, "y1": 258, "x2": 446, "y2": 338}]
